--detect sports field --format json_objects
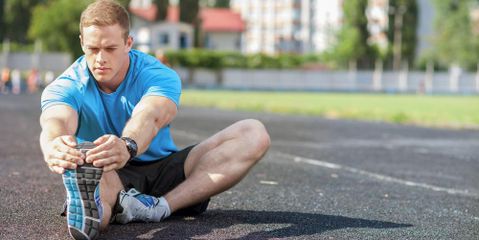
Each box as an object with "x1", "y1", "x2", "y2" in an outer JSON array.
[
  {"x1": 2, "y1": 94, "x2": 478, "y2": 239},
  {"x1": 181, "y1": 90, "x2": 479, "y2": 129}
]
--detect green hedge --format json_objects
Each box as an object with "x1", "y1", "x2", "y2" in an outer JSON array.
[
  {"x1": 165, "y1": 49, "x2": 308, "y2": 69},
  {"x1": 0, "y1": 42, "x2": 35, "y2": 53}
]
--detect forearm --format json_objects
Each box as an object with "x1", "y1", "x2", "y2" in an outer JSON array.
[
  {"x1": 39, "y1": 119, "x2": 73, "y2": 157},
  {"x1": 121, "y1": 108, "x2": 173, "y2": 155}
]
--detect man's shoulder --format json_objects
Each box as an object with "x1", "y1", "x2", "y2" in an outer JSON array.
[
  {"x1": 45, "y1": 56, "x2": 90, "y2": 94},
  {"x1": 130, "y1": 49, "x2": 172, "y2": 73},
  {"x1": 56, "y1": 56, "x2": 90, "y2": 84},
  {"x1": 128, "y1": 50, "x2": 180, "y2": 90}
]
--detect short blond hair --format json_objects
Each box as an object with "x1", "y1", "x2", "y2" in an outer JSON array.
[{"x1": 80, "y1": 0, "x2": 130, "y2": 41}]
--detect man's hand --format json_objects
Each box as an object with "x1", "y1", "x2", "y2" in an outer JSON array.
[
  {"x1": 86, "y1": 135, "x2": 130, "y2": 172},
  {"x1": 44, "y1": 135, "x2": 84, "y2": 174}
]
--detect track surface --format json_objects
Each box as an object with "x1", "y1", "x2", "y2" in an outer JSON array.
[{"x1": 0, "y1": 94, "x2": 478, "y2": 239}]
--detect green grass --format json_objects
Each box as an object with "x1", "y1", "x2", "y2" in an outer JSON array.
[{"x1": 180, "y1": 90, "x2": 479, "y2": 129}]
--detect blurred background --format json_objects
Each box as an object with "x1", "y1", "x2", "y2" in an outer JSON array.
[{"x1": 0, "y1": 0, "x2": 478, "y2": 128}]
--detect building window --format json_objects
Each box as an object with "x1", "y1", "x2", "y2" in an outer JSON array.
[
  {"x1": 160, "y1": 33, "x2": 169, "y2": 45},
  {"x1": 204, "y1": 33, "x2": 212, "y2": 49},
  {"x1": 179, "y1": 33, "x2": 188, "y2": 49}
]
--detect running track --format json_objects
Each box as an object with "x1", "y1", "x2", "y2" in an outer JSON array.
[{"x1": 1, "y1": 94, "x2": 478, "y2": 239}]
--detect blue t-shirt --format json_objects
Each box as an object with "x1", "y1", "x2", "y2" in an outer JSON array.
[{"x1": 41, "y1": 49, "x2": 181, "y2": 161}]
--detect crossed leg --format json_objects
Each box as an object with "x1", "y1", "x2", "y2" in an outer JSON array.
[{"x1": 98, "y1": 119, "x2": 271, "y2": 230}]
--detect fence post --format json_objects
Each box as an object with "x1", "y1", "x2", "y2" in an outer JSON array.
[
  {"x1": 476, "y1": 63, "x2": 479, "y2": 93},
  {"x1": 373, "y1": 59, "x2": 383, "y2": 92},
  {"x1": 424, "y1": 61, "x2": 434, "y2": 94},
  {"x1": 449, "y1": 64, "x2": 460, "y2": 93},
  {"x1": 398, "y1": 61, "x2": 408, "y2": 92},
  {"x1": 1, "y1": 39, "x2": 10, "y2": 69},
  {"x1": 348, "y1": 60, "x2": 357, "y2": 90},
  {"x1": 32, "y1": 40, "x2": 42, "y2": 69}
]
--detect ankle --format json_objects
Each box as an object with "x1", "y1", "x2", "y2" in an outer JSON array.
[{"x1": 158, "y1": 196, "x2": 171, "y2": 218}]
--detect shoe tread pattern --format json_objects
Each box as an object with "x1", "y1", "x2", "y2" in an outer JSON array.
[{"x1": 63, "y1": 143, "x2": 102, "y2": 240}]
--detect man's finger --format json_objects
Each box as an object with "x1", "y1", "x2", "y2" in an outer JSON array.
[
  {"x1": 56, "y1": 144, "x2": 83, "y2": 158},
  {"x1": 49, "y1": 158, "x2": 77, "y2": 169},
  {"x1": 52, "y1": 151, "x2": 82, "y2": 164},
  {"x1": 93, "y1": 135, "x2": 111, "y2": 145},
  {"x1": 61, "y1": 135, "x2": 77, "y2": 148},
  {"x1": 49, "y1": 165, "x2": 65, "y2": 174},
  {"x1": 91, "y1": 156, "x2": 116, "y2": 167},
  {"x1": 88, "y1": 135, "x2": 115, "y2": 156},
  {"x1": 85, "y1": 150, "x2": 111, "y2": 163}
]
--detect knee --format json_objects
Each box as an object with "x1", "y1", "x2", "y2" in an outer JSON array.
[{"x1": 238, "y1": 119, "x2": 271, "y2": 159}]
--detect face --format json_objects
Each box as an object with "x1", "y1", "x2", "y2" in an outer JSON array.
[{"x1": 80, "y1": 24, "x2": 133, "y2": 91}]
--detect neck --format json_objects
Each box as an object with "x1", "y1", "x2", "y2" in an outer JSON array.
[{"x1": 97, "y1": 57, "x2": 130, "y2": 94}]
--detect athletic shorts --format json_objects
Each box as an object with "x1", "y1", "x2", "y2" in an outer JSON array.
[{"x1": 116, "y1": 145, "x2": 210, "y2": 216}]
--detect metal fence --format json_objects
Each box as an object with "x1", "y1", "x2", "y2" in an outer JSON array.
[
  {"x1": 2, "y1": 52, "x2": 478, "y2": 95},
  {"x1": 0, "y1": 52, "x2": 71, "y2": 72},
  {"x1": 175, "y1": 68, "x2": 479, "y2": 94}
]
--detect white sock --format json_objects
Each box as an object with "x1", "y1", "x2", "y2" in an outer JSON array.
[{"x1": 158, "y1": 196, "x2": 171, "y2": 218}]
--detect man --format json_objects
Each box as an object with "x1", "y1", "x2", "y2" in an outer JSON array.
[{"x1": 39, "y1": 1, "x2": 270, "y2": 239}]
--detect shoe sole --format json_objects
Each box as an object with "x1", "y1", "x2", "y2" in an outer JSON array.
[{"x1": 62, "y1": 143, "x2": 102, "y2": 240}]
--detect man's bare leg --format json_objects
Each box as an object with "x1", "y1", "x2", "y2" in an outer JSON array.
[
  {"x1": 99, "y1": 171, "x2": 124, "y2": 230},
  {"x1": 165, "y1": 119, "x2": 271, "y2": 212},
  {"x1": 96, "y1": 119, "x2": 270, "y2": 227}
]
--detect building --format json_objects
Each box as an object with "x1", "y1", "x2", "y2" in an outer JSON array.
[
  {"x1": 129, "y1": 0, "x2": 193, "y2": 53},
  {"x1": 200, "y1": 8, "x2": 244, "y2": 51},
  {"x1": 230, "y1": 0, "x2": 343, "y2": 55},
  {"x1": 129, "y1": 0, "x2": 245, "y2": 53}
]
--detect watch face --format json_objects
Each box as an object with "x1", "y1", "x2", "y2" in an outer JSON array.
[
  {"x1": 128, "y1": 140, "x2": 137, "y2": 153},
  {"x1": 122, "y1": 137, "x2": 138, "y2": 158}
]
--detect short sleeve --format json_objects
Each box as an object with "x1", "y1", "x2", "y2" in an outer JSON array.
[
  {"x1": 41, "y1": 78, "x2": 81, "y2": 112},
  {"x1": 141, "y1": 67, "x2": 182, "y2": 107}
]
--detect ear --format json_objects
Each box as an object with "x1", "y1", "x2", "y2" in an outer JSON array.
[
  {"x1": 79, "y1": 35, "x2": 86, "y2": 52},
  {"x1": 125, "y1": 36, "x2": 133, "y2": 52}
]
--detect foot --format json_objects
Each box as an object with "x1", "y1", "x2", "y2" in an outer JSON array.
[
  {"x1": 112, "y1": 188, "x2": 170, "y2": 224},
  {"x1": 62, "y1": 142, "x2": 103, "y2": 240}
]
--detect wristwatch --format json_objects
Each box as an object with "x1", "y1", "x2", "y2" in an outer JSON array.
[{"x1": 121, "y1": 137, "x2": 138, "y2": 161}]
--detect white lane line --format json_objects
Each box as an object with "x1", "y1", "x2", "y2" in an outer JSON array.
[
  {"x1": 172, "y1": 129, "x2": 204, "y2": 141},
  {"x1": 172, "y1": 129, "x2": 478, "y2": 198},
  {"x1": 260, "y1": 180, "x2": 279, "y2": 185},
  {"x1": 273, "y1": 138, "x2": 479, "y2": 150},
  {"x1": 277, "y1": 152, "x2": 479, "y2": 199}
]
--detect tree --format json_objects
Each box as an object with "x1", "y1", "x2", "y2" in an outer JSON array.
[
  {"x1": 332, "y1": 0, "x2": 376, "y2": 69},
  {"x1": 3, "y1": 0, "x2": 44, "y2": 43},
  {"x1": 387, "y1": 0, "x2": 418, "y2": 69},
  {"x1": 28, "y1": 0, "x2": 93, "y2": 58},
  {"x1": 431, "y1": 0, "x2": 479, "y2": 70},
  {"x1": 154, "y1": 0, "x2": 169, "y2": 21},
  {"x1": 116, "y1": 0, "x2": 130, "y2": 7},
  {"x1": 199, "y1": 0, "x2": 230, "y2": 8},
  {"x1": 0, "y1": 0, "x2": 4, "y2": 41},
  {"x1": 179, "y1": 0, "x2": 200, "y2": 47},
  {"x1": 179, "y1": 0, "x2": 199, "y2": 24},
  {"x1": 213, "y1": 0, "x2": 229, "y2": 8}
]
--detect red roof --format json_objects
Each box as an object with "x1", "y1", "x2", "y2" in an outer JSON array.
[
  {"x1": 129, "y1": 5, "x2": 244, "y2": 32},
  {"x1": 129, "y1": 5, "x2": 158, "y2": 22},
  {"x1": 200, "y1": 8, "x2": 244, "y2": 32}
]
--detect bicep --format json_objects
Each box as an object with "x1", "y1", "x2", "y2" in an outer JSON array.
[{"x1": 40, "y1": 104, "x2": 79, "y2": 135}]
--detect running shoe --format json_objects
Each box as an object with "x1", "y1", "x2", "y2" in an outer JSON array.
[
  {"x1": 62, "y1": 142, "x2": 103, "y2": 240},
  {"x1": 113, "y1": 188, "x2": 170, "y2": 224}
]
